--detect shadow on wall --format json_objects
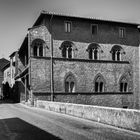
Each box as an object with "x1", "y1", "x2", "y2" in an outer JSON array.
[
  {"x1": 2, "y1": 81, "x2": 21, "y2": 103},
  {"x1": 0, "y1": 99, "x2": 15, "y2": 104},
  {"x1": 0, "y1": 117, "x2": 62, "y2": 140}
]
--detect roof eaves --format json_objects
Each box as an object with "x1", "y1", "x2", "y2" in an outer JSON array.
[
  {"x1": 41, "y1": 10, "x2": 140, "y2": 26},
  {"x1": 1, "y1": 62, "x2": 10, "y2": 71}
]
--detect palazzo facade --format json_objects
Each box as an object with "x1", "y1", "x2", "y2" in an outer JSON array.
[{"x1": 16, "y1": 11, "x2": 140, "y2": 109}]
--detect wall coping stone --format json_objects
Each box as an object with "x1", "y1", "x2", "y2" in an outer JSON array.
[{"x1": 35, "y1": 100, "x2": 140, "y2": 132}]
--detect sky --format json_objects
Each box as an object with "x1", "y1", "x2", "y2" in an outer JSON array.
[{"x1": 0, "y1": 0, "x2": 140, "y2": 60}]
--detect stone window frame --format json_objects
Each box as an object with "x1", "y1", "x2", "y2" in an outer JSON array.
[
  {"x1": 31, "y1": 39, "x2": 47, "y2": 57},
  {"x1": 86, "y1": 43, "x2": 103, "y2": 60},
  {"x1": 59, "y1": 41, "x2": 77, "y2": 59},
  {"x1": 64, "y1": 72, "x2": 77, "y2": 93},
  {"x1": 110, "y1": 45, "x2": 125, "y2": 61},
  {"x1": 64, "y1": 21, "x2": 72, "y2": 33},
  {"x1": 119, "y1": 75, "x2": 129, "y2": 92},
  {"x1": 93, "y1": 73, "x2": 106, "y2": 93},
  {"x1": 119, "y1": 27, "x2": 126, "y2": 38}
]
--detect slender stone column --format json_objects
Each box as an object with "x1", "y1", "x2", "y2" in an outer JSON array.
[
  {"x1": 25, "y1": 76, "x2": 27, "y2": 102},
  {"x1": 37, "y1": 47, "x2": 39, "y2": 56},
  {"x1": 115, "y1": 51, "x2": 118, "y2": 61},
  {"x1": 120, "y1": 52, "x2": 122, "y2": 61},
  {"x1": 66, "y1": 47, "x2": 68, "y2": 58}
]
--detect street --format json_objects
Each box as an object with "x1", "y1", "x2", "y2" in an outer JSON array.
[{"x1": 0, "y1": 102, "x2": 140, "y2": 140}]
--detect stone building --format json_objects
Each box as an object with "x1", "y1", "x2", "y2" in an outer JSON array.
[
  {"x1": 16, "y1": 11, "x2": 140, "y2": 109},
  {"x1": 3, "y1": 52, "x2": 17, "y2": 88},
  {"x1": 0, "y1": 58, "x2": 9, "y2": 98},
  {"x1": 1, "y1": 52, "x2": 18, "y2": 100}
]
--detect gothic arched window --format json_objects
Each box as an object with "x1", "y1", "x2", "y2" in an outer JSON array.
[
  {"x1": 60, "y1": 41, "x2": 76, "y2": 59},
  {"x1": 120, "y1": 76, "x2": 128, "y2": 92},
  {"x1": 94, "y1": 75, "x2": 105, "y2": 92},
  {"x1": 110, "y1": 45, "x2": 125, "y2": 61},
  {"x1": 87, "y1": 43, "x2": 101, "y2": 60},
  {"x1": 32, "y1": 39, "x2": 45, "y2": 57},
  {"x1": 65, "y1": 74, "x2": 75, "y2": 93}
]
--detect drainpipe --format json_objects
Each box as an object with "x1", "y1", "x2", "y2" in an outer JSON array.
[
  {"x1": 137, "y1": 25, "x2": 140, "y2": 109},
  {"x1": 50, "y1": 14, "x2": 54, "y2": 101},
  {"x1": 25, "y1": 75, "x2": 27, "y2": 102},
  {"x1": 28, "y1": 30, "x2": 32, "y2": 103}
]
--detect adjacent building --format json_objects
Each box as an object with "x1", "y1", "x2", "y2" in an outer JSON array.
[
  {"x1": 2, "y1": 52, "x2": 17, "y2": 99},
  {"x1": 3, "y1": 52, "x2": 17, "y2": 87},
  {"x1": 0, "y1": 58, "x2": 9, "y2": 98},
  {"x1": 16, "y1": 11, "x2": 140, "y2": 109}
]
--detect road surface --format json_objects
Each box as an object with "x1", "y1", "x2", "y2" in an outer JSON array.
[{"x1": 0, "y1": 102, "x2": 140, "y2": 140}]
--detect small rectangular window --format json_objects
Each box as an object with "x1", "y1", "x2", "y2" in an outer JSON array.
[
  {"x1": 65, "y1": 21, "x2": 71, "y2": 33},
  {"x1": 91, "y1": 24, "x2": 98, "y2": 35},
  {"x1": 119, "y1": 27, "x2": 125, "y2": 38}
]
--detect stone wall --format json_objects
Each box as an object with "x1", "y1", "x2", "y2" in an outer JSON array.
[
  {"x1": 31, "y1": 54, "x2": 135, "y2": 108},
  {"x1": 133, "y1": 47, "x2": 140, "y2": 108},
  {"x1": 53, "y1": 40, "x2": 136, "y2": 61},
  {"x1": 52, "y1": 60, "x2": 132, "y2": 92},
  {"x1": 52, "y1": 16, "x2": 139, "y2": 46},
  {"x1": 35, "y1": 100, "x2": 140, "y2": 132},
  {"x1": 30, "y1": 25, "x2": 51, "y2": 57},
  {"x1": 33, "y1": 93, "x2": 134, "y2": 108},
  {"x1": 0, "y1": 71, "x2": 3, "y2": 89},
  {"x1": 31, "y1": 58, "x2": 51, "y2": 92}
]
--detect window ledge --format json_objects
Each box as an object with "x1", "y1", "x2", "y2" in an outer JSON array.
[
  {"x1": 53, "y1": 57, "x2": 130, "y2": 64},
  {"x1": 33, "y1": 92, "x2": 133, "y2": 95},
  {"x1": 31, "y1": 56, "x2": 129, "y2": 64},
  {"x1": 54, "y1": 92, "x2": 133, "y2": 95}
]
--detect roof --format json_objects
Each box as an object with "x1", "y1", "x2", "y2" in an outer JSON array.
[
  {"x1": 1, "y1": 62, "x2": 10, "y2": 71},
  {"x1": 0, "y1": 58, "x2": 9, "y2": 71},
  {"x1": 33, "y1": 10, "x2": 140, "y2": 27},
  {"x1": 9, "y1": 51, "x2": 17, "y2": 58}
]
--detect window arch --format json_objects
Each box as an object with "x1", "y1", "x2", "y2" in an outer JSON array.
[
  {"x1": 110, "y1": 45, "x2": 125, "y2": 61},
  {"x1": 65, "y1": 73, "x2": 76, "y2": 93},
  {"x1": 60, "y1": 41, "x2": 76, "y2": 59},
  {"x1": 31, "y1": 39, "x2": 46, "y2": 57},
  {"x1": 87, "y1": 43, "x2": 102, "y2": 60},
  {"x1": 119, "y1": 76, "x2": 128, "y2": 92},
  {"x1": 94, "y1": 74, "x2": 105, "y2": 92}
]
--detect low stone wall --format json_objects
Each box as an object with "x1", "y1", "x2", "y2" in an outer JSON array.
[
  {"x1": 33, "y1": 93, "x2": 134, "y2": 108},
  {"x1": 35, "y1": 100, "x2": 140, "y2": 132}
]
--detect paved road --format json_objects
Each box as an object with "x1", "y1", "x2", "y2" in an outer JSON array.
[{"x1": 0, "y1": 102, "x2": 140, "y2": 140}]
